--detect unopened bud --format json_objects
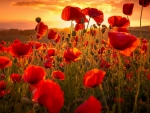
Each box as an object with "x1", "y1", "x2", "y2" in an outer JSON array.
[
  {"x1": 72, "y1": 31, "x2": 76, "y2": 36},
  {"x1": 21, "y1": 97, "x2": 32, "y2": 106}
]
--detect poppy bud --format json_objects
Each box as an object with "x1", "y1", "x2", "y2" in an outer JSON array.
[
  {"x1": 96, "y1": 39, "x2": 99, "y2": 43},
  {"x1": 72, "y1": 31, "x2": 76, "y2": 36},
  {"x1": 94, "y1": 44, "x2": 97, "y2": 50},
  {"x1": 90, "y1": 50, "x2": 94, "y2": 55},
  {"x1": 68, "y1": 42, "x2": 72, "y2": 47},
  {"x1": 101, "y1": 27, "x2": 106, "y2": 34},
  {"x1": 21, "y1": 97, "x2": 32, "y2": 106},
  {"x1": 144, "y1": 62, "x2": 149, "y2": 69},
  {"x1": 14, "y1": 58, "x2": 17, "y2": 63},
  {"x1": 33, "y1": 103, "x2": 40, "y2": 113},
  {"x1": 68, "y1": 34, "x2": 71, "y2": 38},
  {"x1": 66, "y1": 38, "x2": 69, "y2": 42},
  {"x1": 85, "y1": 60, "x2": 90, "y2": 67},
  {"x1": 35, "y1": 17, "x2": 41, "y2": 23},
  {"x1": 83, "y1": 29, "x2": 87, "y2": 33},
  {"x1": 93, "y1": 24, "x2": 97, "y2": 29},
  {"x1": 102, "y1": 24, "x2": 107, "y2": 29}
]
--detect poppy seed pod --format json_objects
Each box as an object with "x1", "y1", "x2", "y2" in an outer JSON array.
[
  {"x1": 72, "y1": 31, "x2": 76, "y2": 36},
  {"x1": 35, "y1": 17, "x2": 41, "y2": 23},
  {"x1": 101, "y1": 27, "x2": 106, "y2": 34}
]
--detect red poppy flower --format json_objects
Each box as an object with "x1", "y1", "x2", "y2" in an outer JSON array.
[
  {"x1": 108, "y1": 31, "x2": 140, "y2": 56},
  {"x1": 51, "y1": 71, "x2": 65, "y2": 80},
  {"x1": 44, "y1": 57, "x2": 53, "y2": 68},
  {"x1": 0, "y1": 74, "x2": 5, "y2": 80},
  {"x1": 75, "y1": 16, "x2": 88, "y2": 24},
  {"x1": 141, "y1": 43, "x2": 148, "y2": 53},
  {"x1": 63, "y1": 47, "x2": 82, "y2": 62},
  {"x1": 33, "y1": 80, "x2": 64, "y2": 113},
  {"x1": 47, "y1": 48, "x2": 56, "y2": 57},
  {"x1": 123, "y1": 3, "x2": 134, "y2": 16},
  {"x1": 0, "y1": 80, "x2": 6, "y2": 90},
  {"x1": 0, "y1": 80, "x2": 10, "y2": 97},
  {"x1": 139, "y1": 0, "x2": 150, "y2": 7},
  {"x1": 74, "y1": 96, "x2": 102, "y2": 113},
  {"x1": 0, "y1": 45, "x2": 6, "y2": 53},
  {"x1": 92, "y1": 11, "x2": 104, "y2": 26},
  {"x1": 0, "y1": 56, "x2": 12, "y2": 69},
  {"x1": 35, "y1": 22, "x2": 48, "y2": 40},
  {"x1": 47, "y1": 29, "x2": 58, "y2": 40},
  {"x1": 83, "y1": 69, "x2": 106, "y2": 88},
  {"x1": 10, "y1": 73, "x2": 21, "y2": 83},
  {"x1": 82, "y1": 7, "x2": 90, "y2": 15},
  {"x1": 9, "y1": 41, "x2": 32, "y2": 58},
  {"x1": 142, "y1": 38, "x2": 148, "y2": 43},
  {"x1": 13, "y1": 39, "x2": 21, "y2": 43},
  {"x1": 126, "y1": 72, "x2": 133, "y2": 81},
  {"x1": 75, "y1": 24, "x2": 85, "y2": 31},
  {"x1": 114, "y1": 97, "x2": 124, "y2": 103},
  {"x1": 23, "y1": 65, "x2": 46, "y2": 84},
  {"x1": 82, "y1": 8, "x2": 102, "y2": 18},
  {"x1": 61, "y1": 6, "x2": 84, "y2": 21},
  {"x1": 100, "y1": 58, "x2": 110, "y2": 69},
  {"x1": 147, "y1": 74, "x2": 150, "y2": 80},
  {"x1": 55, "y1": 34, "x2": 61, "y2": 43},
  {"x1": 1, "y1": 41, "x2": 6, "y2": 45},
  {"x1": 98, "y1": 47, "x2": 105, "y2": 54},
  {"x1": 108, "y1": 16, "x2": 130, "y2": 27},
  {"x1": 28, "y1": 41, "x2": 42, "y2": 50}
]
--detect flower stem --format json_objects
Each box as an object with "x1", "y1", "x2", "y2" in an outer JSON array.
[
  {"x1": 86, "y1": 17, "x2": 91, "y2": 31},
  {"x1": 117, "y1": 52, "x2": 122, "y2": 113},
  {"x1": 99, "y1": 84, "x2": 110, "y2": 113},
  {"x1": 140, "y1": 6, "x2": 143, "y2": 38},
  {"x1": 127, "y1": 15, "x2": 132, "y2": 34}
]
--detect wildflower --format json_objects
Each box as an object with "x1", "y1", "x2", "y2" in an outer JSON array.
[
  {"x1": 108, "y1": 16, "x2": 130, "y2": 27},
  {"x1": 108, "y1": 31, "x2": 140, "y2": 56},
  {"x1": 44, "y1": 57, "x2": 53, "y2": 68},
  {"x1": 139, "y1": 0, "x2": 150, "y2": 7},
  {"x1": 22, "y1": 65, "x2": 46, "y2": 84},
  {"x1": 35, "y1": 21, "x2": 48, "y2": 40},
  {"x1": 123, "y1": 3, "x2": 134, "y2": 16},
  {"x1": 32, "y1": 80, "x2": 64, "y2": 113},
  {"x1": 83, "y1": 69, "x2": 106, "y2": 88},
  {"x1": 63, "y1": 47, "x2": 82, "y2": 62},
  {"x1": 114, "y1": 97, "x2": 124, "y2": 103},
  {"x1": 9, "y1": 41, "x2": 32, "y2": 58},
  {"x1": 47, "y1": 48, "x2": 56, "y2": 57},
  {"x1": 61, "y1": 6, "x2": 85, "y2": 21},
  {"x1": 0, "y1": 56, "x2": 12, "y2": 69},
  {"x1": 51, "y1": 71, "x2": 65, "y2": 80},
  {"x1": 10, "y1": 73, "x2": 21, "y2": 83},
  {"x1": 74, "y1": 96, "x2": 102, "y2": 113}
]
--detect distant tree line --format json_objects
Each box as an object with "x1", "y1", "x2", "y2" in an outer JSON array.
[{"x1": 0, "y1": 29, "x2": 36, "y2": 36}]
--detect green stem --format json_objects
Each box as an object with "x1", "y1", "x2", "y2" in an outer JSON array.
[
  {"x1": 133, "y1": 55, "x2": 142, "y2": 113},
  {"x1": 140, "y1": 6, "x2": 143, "y2": 38},
  {"x1": 127, "y1": 15, "x2": 132, "y2": 34},
  {"x1": 99, "y1": 26, "x2": 102, "y2": 48},
  {"x1": 133, "y1": 72, "x2": 140, "y2": 113},
  {"x1": 99, "y1": 84, "x2": 110, "y2": 113},
  {"x1": 86, "y1": 17, "x2": 91, "y2": 32},
  {"x1": 117, "y1": 52, "x2": 121, "y2": 113}
]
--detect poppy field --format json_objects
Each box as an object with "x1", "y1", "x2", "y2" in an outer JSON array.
[{"x1": 0, "y1": 0, "x2": 150, "y2": 113}]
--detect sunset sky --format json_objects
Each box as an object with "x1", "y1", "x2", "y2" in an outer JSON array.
[{"x1": 0, "y1": 0, "x2": 150, "y2": 29}]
